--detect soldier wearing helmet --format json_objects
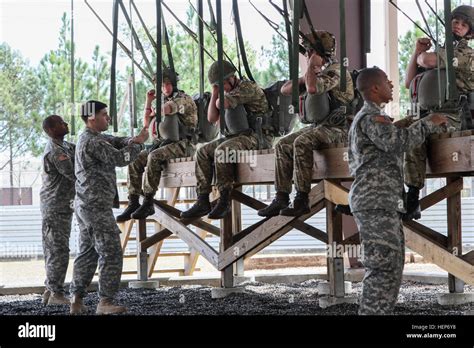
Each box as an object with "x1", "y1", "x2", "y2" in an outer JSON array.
[
  {"x1": 116, "y1": 67, "x2": 197, "y2": 222},
  {"x1": 181, "y1": 60, "x2": 270, "y2": 220},
  {"x1": 403, "y1": 5, "x2": 474, "y2": 220},
  {"x1": 258, "y1": 30, "x2": 355, "y2": 217}
]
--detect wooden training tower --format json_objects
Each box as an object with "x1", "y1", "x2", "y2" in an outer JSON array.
[{"x1": 119, "y1": 130, "x2": 474, "y2": 299}]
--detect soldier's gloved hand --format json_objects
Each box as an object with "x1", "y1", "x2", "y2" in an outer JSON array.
[{"x1": 130, "y1": 127, "x2": 149, "y2": 144}]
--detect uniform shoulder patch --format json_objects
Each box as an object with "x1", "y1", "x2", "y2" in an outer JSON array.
[
  {"x1": 371, "y1": 115, "x2": 392, "y2": 124},
  {"x1": 57, "y1": 154, "x2": 69, "y2": 161}
]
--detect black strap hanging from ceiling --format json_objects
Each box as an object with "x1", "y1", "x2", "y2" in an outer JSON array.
[
  {"x1": 291, "y1": 0, "x2": 302, "y2": 110},
  {"x1": 118, "y1": 0, "x2": 154, "y2": 76},
  {"x1": 162, "y1": 14, "x2": 175, "y2": 73},
  {"x1": 339, "y1": 0, "x2": 347, "y2": 92},
  {"x1": 198, "y1": 0, "x2": 205, "y2": 99},
  {"x1": 156, "y1": 0, "x2": 163, "y2": 127},
  {"x1": 232, "y1": 0, "x2": 254, "y2": 82},
  {"x1": 130, "y1": 0, "x2": 159, "y2": 54},
  {"x1": 129, "y1": 0, "x2": 137, "y2": 129},
  {"x1": 443, "y1": 0, "x2": 457, "y2": 101},
  {"x1": 207, "y1": 0, "x2": 217, "y2": 32},
  {"x1": 110, "y1": 0, "x2": 119, "y2": 132},
  {"x1": 216, "y1": 0, "x2": 226, "y2": 136},
  {"x1": 425, "y1": 0, "x2": 445, "y2": 26},
  {"x1": 161, "y1": 0, "x2": 216, "y2": 61},
  {"x1": 70, "y1": 0, "x2": 75, "y2": 136},
  {"x1": 85, "y1": 0, "x2": 153, "y2": 82}
]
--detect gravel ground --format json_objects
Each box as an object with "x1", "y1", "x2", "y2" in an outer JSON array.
[{"x1": 1, "y1": 280, "x2": 473, "y2": 315}]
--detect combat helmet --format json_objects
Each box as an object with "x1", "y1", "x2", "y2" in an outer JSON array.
[
  {"x1": 152, "y1": 67, "x2": 179, "y2": 88},
  {"x1": 208, "y1": 60, "x2": 236, "y2": 85},
  {"x1": 452, "y1": 5, "x2": 474, "y2": 38},
  {"x1": 302, "y1": 30, "x2": 337, "y2": 60}
]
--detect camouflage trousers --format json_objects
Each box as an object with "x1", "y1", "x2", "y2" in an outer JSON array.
[
  {"x1": 353, "y1": 209, "x2": 405, "y2": 315},
  {"x1": 41, "y1": 212, "x2": 72, "y2": 294},
  {"x1": 195, "y1": 133, "x2": 269, "y2": 194},
  {"x1": 69, "y1": 206, "x2": 123, "y2": 300},
  {"x1": 128, "y1": 140, "x2": 194, "y2": 197},
  {"x1": 405, "y1": 113, "x2": 461, "y2": 188},
  {"x1": 275, "y1": 124, "x2": 347, "y2": 193}
]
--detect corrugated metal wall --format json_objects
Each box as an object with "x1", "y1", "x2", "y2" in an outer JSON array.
[{"x1": 1, "y1": 198, "x2": 473, "y2": 258}]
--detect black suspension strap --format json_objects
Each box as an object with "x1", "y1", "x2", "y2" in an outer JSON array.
[
  {"x1": 70, "y1": 0, "x2": 75, "y2": 136},
  {"x1": 415, "y1": 0, "x2": 435, "y2": 40},
  {"x1": 291, "y1": 0, "x2": 302, "y2": 110},
  {"x1": 216, "y1": 0, "x2": 226, "y2": 136},
  {"x1": 339, "y1": 0, "x2": 347, "y2": 92},
  {"x1": 425, "y1": 0, "x2": 445, "y2": 26},
  {"x1": 161, "y1": 0, "x2": 216, "y2": 61},
  {"x1": 130, "y1": 0, "x2": 158, "y2": 54},
  {"x1": 162, "y1": 14, "x2": 175, "y2": 74},
  {"x1": 85, "y1": 0, "x2": 152, "y2": 82},
  {"x1": 156, "y1": 0, "x2": 163, "y2": 128},
  {"x1": 118, "y1": 0, "x2": 154, "y2": 76},
  {"x1": 207, "y1": 0, "x2": 217, "y2": 32},
  {"x1": 110, "y1": 0, "x2": 119, "y2": 132},
  {"x1": 129, "y1": 0, "x2": 137, "y2": 130},
  {"x1": 443, "y1": 0, "x2": 457, "y2": 101},
  {"x1": 232, "y1": 0, "x2": 254, "y2": 81}
]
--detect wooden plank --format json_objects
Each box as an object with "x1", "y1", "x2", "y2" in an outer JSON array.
[
  {"x1": 184, "y1": 229, "x2": 208, "y2": 276},
  {"x1": 232, "y1": 186, "x2": 245, "y2": 276},
  {"x1": 323, "y1": 180, "x2": 349, "y2": 205},
  {"x1": 231, "y1": 189, "x2": 327, "y2": 243},
  {"x1": 426, "y1": 136, "x2": 472, "y2": 175},
  {"x1": 419, "y1": 178, "x2": 463, "y2": 211},
  {"x1": 159, "y1": 160, "x2": 196, "y2": 188},
  {"x1": 326, "y1": 200, "x2": 345, "y2": 297},
  {"x1": 141, "y1": 229, "x2": 173, "y2": 251},
  {"x1": 462, "y1": 250, "x2": 474, "y2": 265},
  {"x1": 154, "y1": 200, "x2": 220, "y2": 237},
  {"x1": 404, "y1": 224, "x2": 474, "y2": 285},
  {"x1": 246, "y1": 200, "x2": 327, "y2": 259},
  {"x1": 221, "y1": 209, "x2": 234, "y2": 287},
  {"x1": 136, "y1": 219, "x2": 148, "y2": 281},
  {"x1": 119, "y1": 219, "x2": 134, "y2": 253},
  {"x1": 403, "y1": 220, "x2": 448, "y2": 248},
  {"x1": 218, "y1": 183, "x2": 326, "y2": 270},
  {"x1": 342, "y1": 232, "x2": 360, "y2": 246},
  {"x1": 447, "y1": 176, "x2": 464, "y2": 293},
  {"x1": 150, "y1": 204, "x2": 219, "y2": 268}
]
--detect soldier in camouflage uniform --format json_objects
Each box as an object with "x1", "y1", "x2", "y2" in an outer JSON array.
[
  {"x1": 181, "y1": 60, "x2": 270, "y2": 220},
  {"x1": 404, "y1": 5, "x2": 474, "y2": 219},
  {"x1": 258, "y1": 31, "x2": 354, "y2": 217},
  {"x1": 348, "y1": 68, "x2": 447, "y2": 314},
  {"x1": 40, "y1": 115, "x2": 75, "y2": 306},
  {"x1": 69, "y1": 100, "x2": 148, "y2": 315},
  {"x1": 116, "y1": 69, "x2": 198, "y2": 222}
]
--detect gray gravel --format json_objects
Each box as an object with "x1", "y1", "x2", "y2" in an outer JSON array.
[{"x1": 1, "y1": 280, "x2": 473, "y2": 315}]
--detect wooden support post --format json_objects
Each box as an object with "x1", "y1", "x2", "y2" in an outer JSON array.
[
  {"x1": 326, "y1": 198, "x2": 345, "y2": 297},
  {"x1": 232, "y1": 186, "x2": 244, "y2": 276},
  {"x1": 221, "y1": 205, "x2": 235, "y2": 288},
  {"x1": 137, "y1": 218, "x2": 148, "y2": 281},
  {"x1": 447, "y1": 176, "x2": 464, "y2": 293}
]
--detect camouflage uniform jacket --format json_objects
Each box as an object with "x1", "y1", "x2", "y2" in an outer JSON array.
[
  {"x1": 437, "y1": 38, "x2": 474, "y2": 94},
  {"x1": 303, "y1": 62, "x2": 354, "y2": 106},
  {"x1": 153, "y1": 90, "x2": 198, "y2": 140},
  {"x1": 75, "y1": 128, "x2": 143, "y2": 211},
  {"x1": 348, "y1": 101, "x2": 437, "y2": 213},
  {"x1": 224, "y1": 79, "x2": 270, "y2": 115},
  {"x1": 40, "y1": 139, "x2": 76, "y2": 214}
]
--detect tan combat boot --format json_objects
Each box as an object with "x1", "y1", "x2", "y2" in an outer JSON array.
[
  {"x1": 47, "y1": 292, "x2": 71, "y2": 305},
  {"x1": 96, "y1": 298, "x2": 127, "y2": 315},
  {"x1": 70, "y1": 294, "x2": 88, "y2": 315}
]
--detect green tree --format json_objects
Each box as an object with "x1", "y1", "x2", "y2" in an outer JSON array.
[{"x1": 0, "y1": 43, "x2": 43, "y2": 185}]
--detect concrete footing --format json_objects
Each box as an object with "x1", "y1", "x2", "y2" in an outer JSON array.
[
  {"x1": 128, "y1": 280, "x2": 160, "y2": 289},
  {"x1": 437, "y1": 292, "x2": 474, "y2": 306},
  {"x1": 211, "y1": 286, "x2": 245, "y2": 299},
  {"x1": 317, "y1": 281, "x2": 352, "y2": 295},
  {"x1": 319, "y1": 295, "x2": 358, "y2": 308}
]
